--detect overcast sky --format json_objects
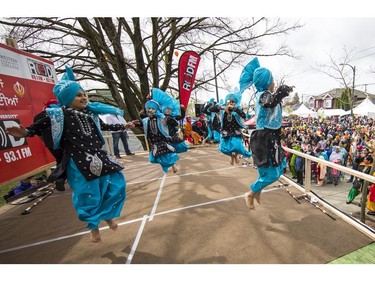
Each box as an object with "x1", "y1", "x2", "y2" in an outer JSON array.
[
  {"x1": 245, "y1": 17, "x2": 375, "y2": 98},
  {"x1": 198, "y1": 16, "x2": 375, "y2": 104}
]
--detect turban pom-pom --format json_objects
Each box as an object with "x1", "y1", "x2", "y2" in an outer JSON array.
[{"x1": 239, "y1": 57, "x2": 260, "y2": 93}]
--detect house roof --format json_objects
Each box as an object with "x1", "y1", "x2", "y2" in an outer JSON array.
[{"x1": 312, "y1": 88, "x2": 373, "y2": 100}]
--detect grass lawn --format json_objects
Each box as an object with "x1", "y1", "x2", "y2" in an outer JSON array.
[
  {"x1": 0, "y1": 180, "x2": 18, "y2": 208},
  {"x1": 0, "y1": 172, "x2": 48, "y2": 208}
]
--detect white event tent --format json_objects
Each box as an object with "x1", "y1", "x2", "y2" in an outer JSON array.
[
  {"x1": 291, "y1": 104, "x2": 318, "y2": 118},
  {"x1": 352, "y1": 98, "x2": 375, "y2": 117},
  {"x1": 318, "y1": 108, "x2": 348, "y2": 117}
]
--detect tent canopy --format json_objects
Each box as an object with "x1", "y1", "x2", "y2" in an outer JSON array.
[
  {"x1": 244, "y1": 116, "x2": 291, "y2": 128},
  {"x1": 318, "y1": 108, "x2": 348, "y2": 117},
  {"x1": 352, "y1": 97, "x2": 375, "y2": 117},
  {"x1": 291, "y1": 104, "x2": 318, "y2": 118}
]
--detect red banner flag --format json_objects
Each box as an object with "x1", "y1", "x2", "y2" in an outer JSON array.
[
  {"x1": 0, "y1": 43, "x2": 57, "y2": 186},
  {"x1": 178, "y1": 51, "x2": 201, "y2": 109}
]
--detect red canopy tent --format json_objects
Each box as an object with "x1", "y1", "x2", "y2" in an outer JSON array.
[{"x1": 244, "y1": 117, "x2": 291, "y2": 128}]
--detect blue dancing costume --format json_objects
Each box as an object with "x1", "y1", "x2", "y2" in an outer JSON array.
[
  {"x1": 209, "y1": 89, "x2": 251, "y2": 160},
  {"x1": 203, "y1": 98, "x2": 221, "y2": 143},
  {"x1": 239, "y1": 57, "x2": 293, "y2": 208},
  {"x1": 25, "y1": 66, "x2": 127, "y2": 230},
  {"x1": 142, "y1": 89, "x2": 180, "y2": 173}
]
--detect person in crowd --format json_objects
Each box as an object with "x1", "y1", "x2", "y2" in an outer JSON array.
[
  {"x1": 316, "y1": 155, "x2": 327, "y2": 186},
  {"x1": 304, "y1": 143, "x2": 317, "y2": 181},
  {"x1": 315, "y1": 147, "x2": 328, "y2": 160},
  {"x1": 141, "y1": 88, "x2": 179, "y2": 173},
  {"x1": 238, "y1": 57, "x2": 293, "y2": 209},
  {"x1": 208, "y1": 88, "x2": 251, "y2": 165},
  {"x1": 6, "y1": 65, "x2": 129, "y2": 243},
  {"x1": 327, "y1": 145, "x2": 344, "y2": 185},
  {"x1": 196, "y1": 115, "x2": 208, "y2": 137},
  {"x1": 242, "y1": 128, "x2": 250, "y2": 148},
  {"x1": 338, "y1": 140, "x2": 349, "y2": 167},
  {"x1": 347, "y1": 134, "x2": 361, "y2": 183},
  {"x1": 301, "y1": 138, "x2": 310, "y2": 152},
  {"x1": 295, "y1": 153, "x2": 305, "y2": 185},
  {"x1": 101, "y1": 113, "x2": 137, "y2": 158},
  {"x1": 367, "y1": 183, "x2": 375, "y2": 215},
  {"x1": 324, "y1": 138, "x2": 333, "y2": 158},
  {"x1": 192, "y1": 120, "x2": 207, "y2": 140},
  {"x1": 289, "y1": 141, "x2": 302, "y2": 179},
  {"x1": 12, "y1": 177, "x2": 36, "y2": 196},
  {"x1": 183, "y1": 116, "x2": 202, "y2": 145},
  {"x1": 346, "y1": 155, "x2": 373, "y2": 204}
]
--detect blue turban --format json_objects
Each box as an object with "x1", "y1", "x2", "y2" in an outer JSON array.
[
  {"x1": 253, "y1": 67, "x2": 273, "y2": 92},
  {"x1": 53, "y1": 65, "x2": 84, "y2": 106},
  {"x1": 239, "y1": 57, "x2": 260, "y2": 93},
  {"x1": 145, "y1": 100, "x2": 161, "y2": 111},
  {"x1": 239, "y1": 57, "x2": 273, "y2": 93},
  {"x1": 152, "y1": 88, "x2": 180, "y2": 116},
  {"x1": 145, "y1": 100, "x2": 165, "y2": 118},
  {"x1": 224, "y1": 87, "x2": 242, "y2": 107}
]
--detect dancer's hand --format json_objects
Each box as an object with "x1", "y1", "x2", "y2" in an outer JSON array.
[{"x1": 5, "y1": 125, "x2": 27, "y2": 137}]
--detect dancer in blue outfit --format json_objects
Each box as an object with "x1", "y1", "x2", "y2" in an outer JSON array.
[
  {"x1": 209, "y1": 89, "x2": 251, "y2": 165},
  {"x1": 239, "y1": 57, "x2": 293, "y2": 209},
  {"x1": 157, "y1": 88, "x2": 189, "y2": 154},
  {"x1": 142, "y1": 88, "x2": 179, "y2": 173},
  {"x1": 6, "y1": 66, "x2": 130, "y2": 242}
]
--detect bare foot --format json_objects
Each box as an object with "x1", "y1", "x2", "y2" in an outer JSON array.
[
  {"x1": 172, "y1": 165, "x2": 178, "y2": 173},
  {"x1": 244, "y1": 191, "x2": 255, "y2": 210},
  {"x1": 105, "y1": 219, "x2": 118, "y2": 231},
  {"x1": 234, "y1": 153, "x2": 240, "y2": 164},
  {"x1": 230, "y1": 155, "x2": 234, "y2": 165},
  {"x1": 90, "y1": 228, "x2": 101, "y2": 242}
]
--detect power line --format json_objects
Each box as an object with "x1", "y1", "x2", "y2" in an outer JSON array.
[
  {"x1": 352, "y1": 45, "x2": 375, "y2": 56},
  {"x1": 352, "y1": 51, "x2": 375, "y2": 62}
]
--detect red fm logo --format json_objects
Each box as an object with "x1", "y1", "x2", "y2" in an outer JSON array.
[
  {"x1": 27, "y1": 59, "x2": 54, "y2": 78},
  {"x1": 0, "y1": 120, "x2": 27, "y2": 150}
]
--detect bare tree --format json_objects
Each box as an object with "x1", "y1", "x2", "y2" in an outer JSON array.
[
  {"x1": 315, "y1": 47, "x2": 358, "y2": 111},
  {"x1": 0, "y1": 17, "x2": 302, "y2": 121}
]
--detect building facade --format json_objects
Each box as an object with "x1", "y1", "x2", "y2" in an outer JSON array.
[{"x1": 307, "y1": 88, "x2": 373, "y2": 111}]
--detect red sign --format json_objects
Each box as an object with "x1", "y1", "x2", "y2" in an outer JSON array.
[
  {"x1": 178, "y1": 51, "x2": 201, "y2": 109},
  {"x1": 0, "y1": 43, "x2": 57, "y2": 186}
]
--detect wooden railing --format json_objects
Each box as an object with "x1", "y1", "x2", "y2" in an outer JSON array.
[
  {"x1": 282, "y1": 146, "x2": 375, "y2": 193},
  {"x1": 283, "y1": 146, "x2": 375, "y2": 240}
]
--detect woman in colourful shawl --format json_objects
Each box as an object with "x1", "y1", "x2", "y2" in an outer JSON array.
[
  {"x1": 316, "y1": 155, "x2": 327, "y2": 186},
  {"x1": 367, "y1": 183, "x2": 375, "y2": 215},
  {"x1": 289, "y1": 141, "x2": 302, "y2": 179},
  {"x1": 183, "y1": 116, "x2": 202, "y2": 145},
  {"x1": 6, "y1": 66, "x2": 128, "y2": 243},
  {"x1": 346, "y1": 155, "x2": 373, "y2": 204},
  {"x1": 208, "y1": 88, "x2": 251, "y2": 165},
  {"x1": 238, "y1": 57, "x2": 293, "y2": 209},
  {"x1": 141, "y1": 91, "x2": 179, "y2": 173},
  {"x1": 328, "y1": 145, "x2": 344, "y2": 185}
]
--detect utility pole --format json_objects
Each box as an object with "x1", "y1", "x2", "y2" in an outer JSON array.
[{"x1": 212, "y1": 51, "x2": 219, "y2": 102}]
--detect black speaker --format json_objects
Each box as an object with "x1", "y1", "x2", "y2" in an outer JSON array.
[{"x1": 195, "y1": 103, "x2": 204, "y2": 117}]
